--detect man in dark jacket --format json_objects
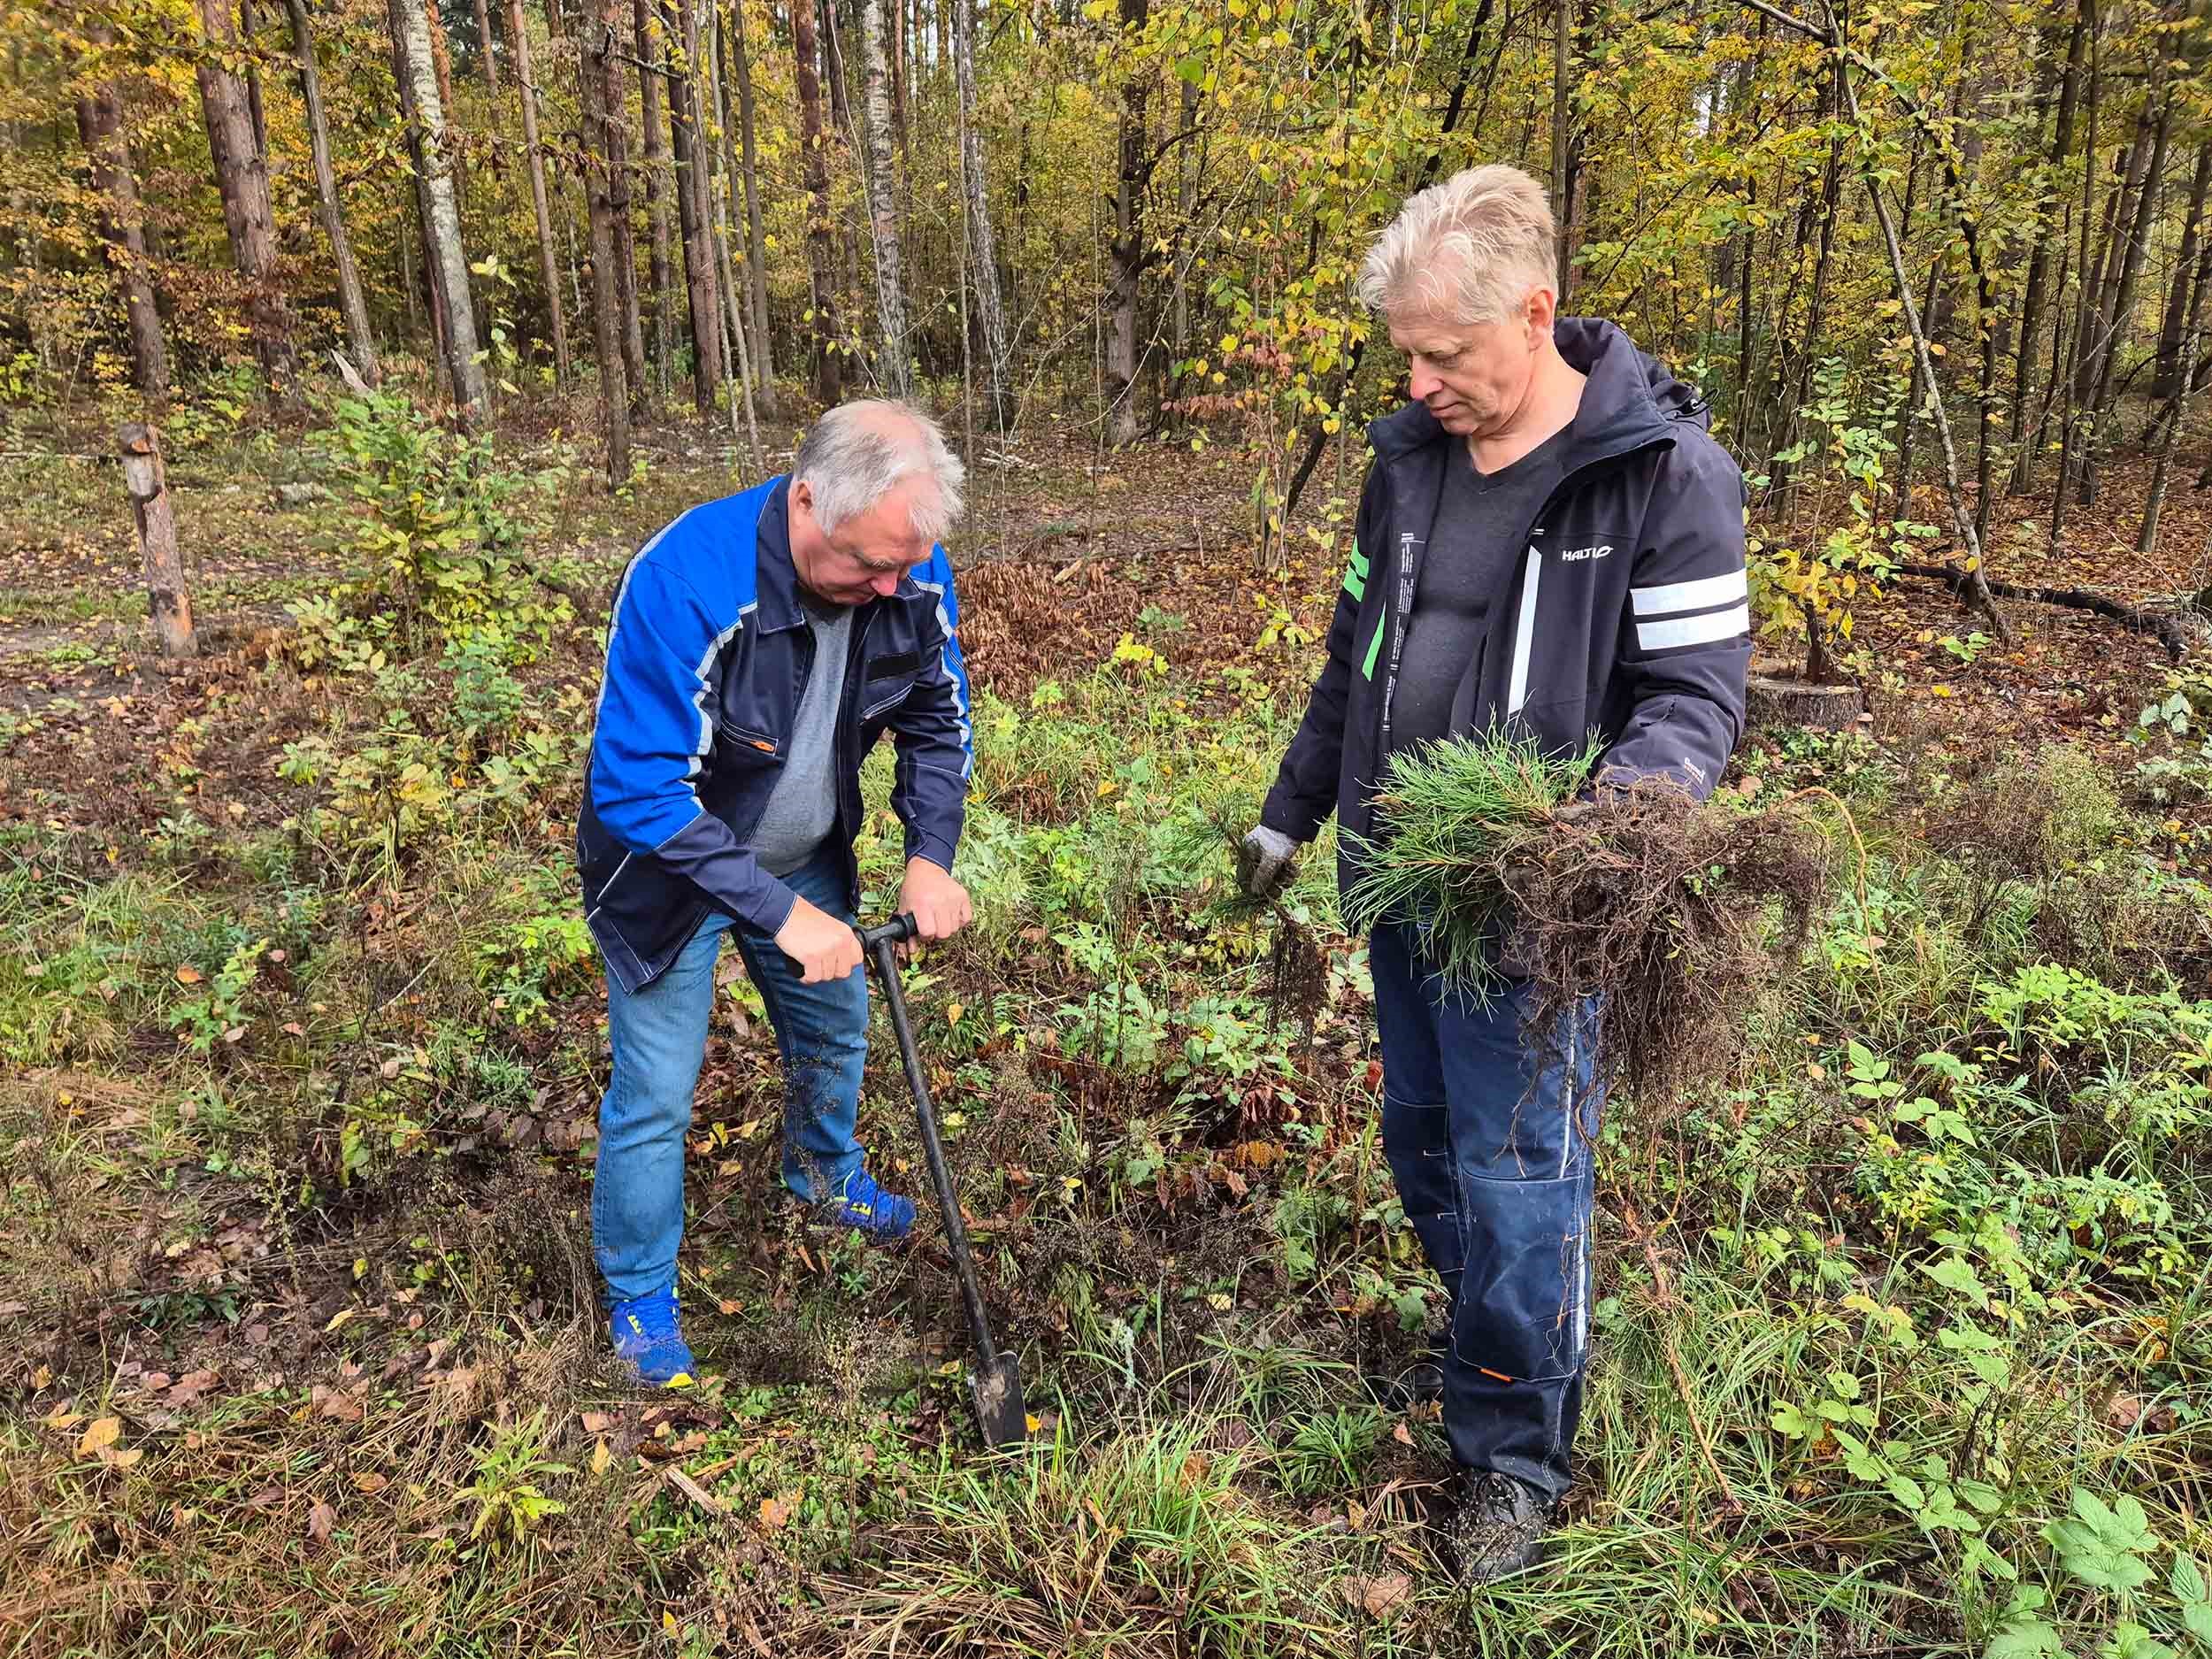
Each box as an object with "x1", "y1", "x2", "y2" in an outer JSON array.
[
  {"x1": 577, "y1": 400, "x2": 975, "y2": 1388},
  {"x1": 1239, "y1": 165, "x2": 1749, "y2": 1580}
]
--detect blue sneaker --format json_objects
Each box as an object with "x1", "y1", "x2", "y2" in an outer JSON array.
[
  {"x1": 818, "y1": 1165, "x2": 916, "y2": 1243},
  {"x1": 608, "y1": 1286, "x2": 695, "y2": 1388}
]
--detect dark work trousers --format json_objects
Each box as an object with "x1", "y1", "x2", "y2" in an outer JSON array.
[{"x1": 1369, "y1": 920, "x2": 1604, "y2": 1503}]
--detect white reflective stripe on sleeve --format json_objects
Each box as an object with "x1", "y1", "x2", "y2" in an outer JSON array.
[
  {"x1": 1505, "y1": 549, "x2": 1542, "y2": 716},
  {"x1": 1631, "y1": 568, "x2": 1747, "y2": 616},
  {"x1": 1636, "y1": 602, "x2": 1750, "y2": 652}
]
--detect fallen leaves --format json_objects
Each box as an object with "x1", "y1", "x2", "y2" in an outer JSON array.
[{"x1": 1340, "y1": 1572, "x2": 1411, "y2": 1618}]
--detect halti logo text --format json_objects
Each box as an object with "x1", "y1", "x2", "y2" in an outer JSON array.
[{"x1": 1559, "y1": 543, "x2": 1614, "y2": 563}]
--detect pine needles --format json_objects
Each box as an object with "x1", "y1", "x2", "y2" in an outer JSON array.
[
  {"x1": 1341, "y1": 732, "x2": 1601, "y2": 996},
  {"x1": 1346, "y1": 733, "x2": 1837, "y2": 1103}
]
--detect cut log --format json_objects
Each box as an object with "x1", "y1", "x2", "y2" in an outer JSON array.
[
  {"x1": 1745, "y1": 673, "x2": 1863, "y2": 733},
  {"x1": 118, "y1": 422, "x2": 197, "y2": 659}
]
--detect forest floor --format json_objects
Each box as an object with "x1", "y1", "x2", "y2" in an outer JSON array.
[{"x1": 2, "y1": 386, "x2": 2210, "y2": 1658}]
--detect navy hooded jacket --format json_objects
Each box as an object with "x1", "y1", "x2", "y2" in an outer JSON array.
[
  {"x1": 576, "y1": 476, "x2": 972, "y2": 994},
  {"x1": 1260, "y1": 318, "x2": 1750, "y2": 884}
]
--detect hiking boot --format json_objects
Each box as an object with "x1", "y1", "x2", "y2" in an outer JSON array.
[
  {"x1": 608, "y1": 1286, "x2": 696, "y2": 1389},
  {"x1": 1362, "y1": 1340, "x2": 1447, "y2": 1413},
  {"x1": 1439, "y1": 1471, "x2": 1552, "y2": 1585},
  {"x1": 815, "y1": 1164, "x2": 916, "y2": 1243}
]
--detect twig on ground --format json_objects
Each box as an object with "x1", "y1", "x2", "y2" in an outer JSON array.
[{"x1": 1893, "y1": 559, "x2": 2196, "y2": 661}]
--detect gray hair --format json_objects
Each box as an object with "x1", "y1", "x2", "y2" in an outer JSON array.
[
  {"x1": 1355, "y1": 164, "x2": 1557, "y2": 326},
  {"x1": 792, "y1": 399, "x2": 967, "y2": 541}
]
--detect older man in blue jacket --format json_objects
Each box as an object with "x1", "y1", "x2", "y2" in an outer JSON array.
[
  {"x1": 1240, "y1": 166, "x2": 1750, "y2": 1580},
  {"x1": 577, "y1": 400, "x2": 974, "y2": 1387}
]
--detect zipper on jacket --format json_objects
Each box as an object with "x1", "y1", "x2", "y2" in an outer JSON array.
[
  {"x1": 730, "y1": 626, "x2": 813, "y2": 846},
  {"x1": 831, "y1": 603, "x2": 879, "y2": 850}
]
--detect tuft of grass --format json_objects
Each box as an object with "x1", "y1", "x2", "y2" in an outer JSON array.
[{"x1": 1340, "y1": 732, "x2": 1599, "y2": 992}]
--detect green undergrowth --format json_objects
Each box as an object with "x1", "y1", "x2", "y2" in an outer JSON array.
[{"x1": 4, "y1": 586, "x2": 2212, "y2": 1654}]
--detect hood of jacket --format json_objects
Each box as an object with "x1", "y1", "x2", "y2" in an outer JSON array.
[{"x1": 1366, "y1": 316, "x2": 1710, "y2": 467}]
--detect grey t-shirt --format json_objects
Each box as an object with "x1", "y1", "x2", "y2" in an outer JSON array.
[
  {"x1": 749, "y1": 595, "x2": 853, "y2": 879},
  {"x1": 1387, "y1": 429, "x2": 1571, "y2": 754}
]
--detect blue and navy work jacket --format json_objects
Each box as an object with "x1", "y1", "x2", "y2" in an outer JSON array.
[{"x1": 576, "y1": 475, "x2": 972, "y2": 993}]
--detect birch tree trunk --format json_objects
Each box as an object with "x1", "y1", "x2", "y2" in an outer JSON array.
[
  {"x1": 193, "y1": 0, "x2": 299, "y2": 401},
  {"x1": 392, "y1": 0, "x2": 489, "y2": 420},
  {"x1": 582, "y1": 0, "x2": 633, "y2": 479},
  {"x1": 859, "y1": 0, "x2": 910, "y2": 395},
  {"x1": 510, "y1": 0, "x2": 572, "y2": 385},
  {"x1": 285, "y1": 0, "x2": 381, "y2": 388},
  {"x1": 727, "y1": 0, "x2": 779, "y2": 415},
  {"x1": 1103, "y1": 0, "x2": 1149, "y2": 446},
  {"x1": 73, "y1": 57, "x2": 170, "y2": 398},
  {"x1": 664, "y1": 0, "x2": 726, "y2": 415},
  {"x1": 638, "y1": 0, "x2": 674, "y2": 396},
  {"x1": 955, "y1": 0, "x2": 1010, "y2": 429},
  {"x1": 793, "y1": 0, "x2": 842, "y2": 404}
]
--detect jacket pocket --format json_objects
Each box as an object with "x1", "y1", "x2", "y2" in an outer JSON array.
[{"x1": 713, "y1": 720, "x2": 784, "y2": 764}]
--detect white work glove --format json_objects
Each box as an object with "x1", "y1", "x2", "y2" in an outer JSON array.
[{"x1": 1236, "y1": 824, "x2": 1302, "y2": 901}]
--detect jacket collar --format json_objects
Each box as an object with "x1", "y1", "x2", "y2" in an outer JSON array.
[
  {"x1": 1365, "y1": 317, "x2": 1703, "y2": 468},
  {"x1": 754, "y1": 473, "x2": 926, "y2": 631},
  {"x1": 751, "y1": 477, "x2": 807, "y2": 634}
]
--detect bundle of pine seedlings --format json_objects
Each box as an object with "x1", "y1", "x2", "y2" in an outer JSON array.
[{"x1": 1342, "y1": 732, "x2": 1836, "y2": 1102}]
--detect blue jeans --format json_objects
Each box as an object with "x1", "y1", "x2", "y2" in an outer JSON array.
[
  {"x1": 1370, "y1": 921, "x2": 1603, "y2": 1503},
  {"x1": 592, "y1": 844, "x2": 869, "y2": 1304}
]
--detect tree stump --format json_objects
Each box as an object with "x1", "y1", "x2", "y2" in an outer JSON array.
[
  {"x1": 118, "y1": 422, "x2": 197, "y2": 659},
  {"x1": 1745, "y1": 672, "x2": 1863, "y2": 733}
]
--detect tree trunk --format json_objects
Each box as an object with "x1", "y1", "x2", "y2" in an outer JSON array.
[
  {"x1": 859, "y1": 0, "x2": 911, "y2": 395},
  {"x1": 73, "y1": 58, "x2": 170, "y2": 398},
  {"x1": 473, "y1": 0, "x2": 501, "y2": 91},
  {"x1": 706, "y1": 7, "x2": 763, "y2": 466},
  {"x1": 728, "y1": 0, "x2": 779, "y2": 415},
  {"x1": 582, "y1": 0, "x2": 634, "y2": 478},
  {"x1": 2078, "y1": 83, "x2": 2171, "y2": 503},
  {"x1": 638, "y1": 0, "x2": 674, "y2": 396},
  {"x1": 821, "y1": 0, "x2": 852, "y2": 132},
  {"x1": 1171, "y1": 74, "x2": 1196, "y2": 374},
  {"x1": 387, "y1": 12, "x2": 450, "y2": 364},
  {"x1": 607, "y1": 5, "x2": 650, "y2": 420},
  {"x1": 793, "y1": 0, "x2": 841, "y2": 404},
  {"x1": 1549, "y1": 0, "x2": 1572, "y2": 297},
  {"x1": 664, "y1": 0, "x2": 726, "y2": 415},
  {"x1": 2152, "y1": 142, "x2": 2211, "y2": 399},
  {"x1": 193, "y1": 0, "x2": 299, "y2": 402},
  {"x1": 1103, "y1": 0, "x2": 1149, "y2": 446},
  {"x1": 2008, "y1": 0, "x2": 2086, "y2": 493},
  {"x1": 241, "y1": 0, "x2": 271, "y2": 163},
  {"x1": 1835, "y1": 38, "x2": 2003, "y2": 634},
  {"x1": 285, "y1": 0, "x2": 381, "y2": 388},
  {"x1": 119, "y1": 424, "x2": 196, "y2": 658},
  {"x1": 510, "y1": 0, "x2": 572, "y2": 385},
  {"x1": 392, "y1": 0, "x2": 490, "y2": 420},
  {"x1": 2047, "y1": 0, "x2": 2100, "y2": 549},
  {"x1": 2137, "y1": 273, "x2": 2203, "y2": 557},
  {"x1": 888, "y1": 0, "x2": 907, "y2": 170},
  {"x1": 955, "y1": 0, "x2": 1010, "y2": 430}
]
